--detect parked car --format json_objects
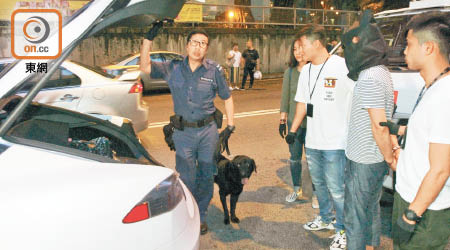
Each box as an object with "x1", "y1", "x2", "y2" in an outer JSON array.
[
  {"x1": 0, "y1": 1, "x2": 200, "y2": 250},
  {"x1": 101, "y1": 51, "x2": 183, "y2": 91},
  {"x1": 0, "y1": 58, "x2": 149, "y2": 132},
  {"x1": 374, "y1": 0, "x2": 450, "y2": 191}
]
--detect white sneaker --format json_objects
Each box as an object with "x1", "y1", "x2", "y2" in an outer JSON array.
[
  {"x1": 285, "y1": 189, "x2": 303, "y2": 202},
  {"x1": 303, "y1": 216, "x2": 335, "y2": 231},
  {"x1": 311, "y1": 194, "x2": 319, "y2": 209},
  {"x1": 329, "y1": 230, "x2": 346, "y2": 250},
  {"x1": 234, "y1": 86, "x2": 240, "y2": 90},
  {"x1": 229, "y1": 86, "x2": 233, "y2": 90}
]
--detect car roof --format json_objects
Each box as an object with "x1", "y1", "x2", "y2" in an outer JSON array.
[
  {"x1": 128, "y1": 51, "x2": 183, "y2": 57},
  {"x1": 375, "y1": 1, "x2": 450, "y2": 18}
]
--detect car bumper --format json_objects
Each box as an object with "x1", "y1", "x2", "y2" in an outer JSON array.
[
  {"x1": 157, "y1": 180, "x2": 200, "y2": 250},
  {"x1": 126, "y1": 98, "x2": 149, "y2": 133}
]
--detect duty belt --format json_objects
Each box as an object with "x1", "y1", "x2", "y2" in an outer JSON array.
[{"x1": 182, "y1": 114, "x2": 215, "y2": 128}]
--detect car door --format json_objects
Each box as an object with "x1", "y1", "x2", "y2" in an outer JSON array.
[{"x1": 36, "y1": 67, "x2": 83, "y2": 110}]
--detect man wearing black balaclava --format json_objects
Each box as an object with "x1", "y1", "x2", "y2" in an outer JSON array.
[{"x1": 342, "y1": 10, "x2": 396, "y2": 250}]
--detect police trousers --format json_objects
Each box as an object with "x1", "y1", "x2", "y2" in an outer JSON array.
[{"x1": 172, "y1": 121, "x2": 219, "y2": 223}]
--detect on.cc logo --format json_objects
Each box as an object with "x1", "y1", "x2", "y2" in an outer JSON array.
[{"x1": 23, "y1": 16, "x2": 50, "y2": 44}]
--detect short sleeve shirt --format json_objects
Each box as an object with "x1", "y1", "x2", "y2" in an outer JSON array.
[
  {"x1": 294, "y1": 55, "x2": 354, "y2": 150},
  {"x1": 228, "y1": 50, "x2": 242, "y2": 68},
  {"x1": 346, "y1": 66, "x2": 394, "y2": 164},
  {"x1": 396, "y1": 75, "x2": 450, "y2": 210},
  {"x1": 151, "y1": 56, "x2": 230, "y2": 122},
  {"x1": 242, "y1": 49, "x2": 259, "y2": 68}
]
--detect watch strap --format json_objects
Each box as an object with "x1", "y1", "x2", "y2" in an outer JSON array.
[{"x1": 404, "y1": 209, "x2": 421, "y2": 223}]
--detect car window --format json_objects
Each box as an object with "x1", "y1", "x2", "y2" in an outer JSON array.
[
  {"x1": 163, "y1": 53, "x2": 183, "y2": 61},
  {"x1": 125, "y1": 54, "x2": 164, "y2": 66},
  {"x1": 125, "y1": 57, "x2": 139, "y2": 66},
  {"x1": 20, "y1": 67, "x2": 81, "y2": 91},
  {"x1": 150, "y1": 54, "x2": 164, "y2": 62}
]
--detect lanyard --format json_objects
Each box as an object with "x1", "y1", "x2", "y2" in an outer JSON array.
[
  {"x1": 412, "y1": 66, "x2": 450, "y2": 112},
  {"x1": 308, "y1": 56, "x2": 329, "y2": 100}
]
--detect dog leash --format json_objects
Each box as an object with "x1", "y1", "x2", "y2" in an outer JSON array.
[{"x1": 217, "y1": 133, "x2": 231, "y2": 156}]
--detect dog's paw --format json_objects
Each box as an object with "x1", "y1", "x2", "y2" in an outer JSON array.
[
  {"x1": 224, "y1": 218, "x2": 230, "y2": 225},
  {"x1": 231, "y1": 216, "x2": 240, "y2": 223}
]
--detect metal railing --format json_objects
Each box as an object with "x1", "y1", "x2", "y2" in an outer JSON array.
[{"x1": 176, "y1": 3, "x2": 360, "y2": 28}]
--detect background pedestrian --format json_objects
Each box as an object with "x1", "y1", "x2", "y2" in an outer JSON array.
[{"x1": 241, "y1": 40, "x2": 260, "y2": 89}]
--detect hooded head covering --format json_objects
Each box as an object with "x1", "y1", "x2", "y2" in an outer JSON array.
[{"x1": 342, "y1": 10, "x2": 388, "y2": 81}]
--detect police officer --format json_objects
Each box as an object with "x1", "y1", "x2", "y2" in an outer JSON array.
[{"x1": 140, "y1": 22, "x2": 235, "y2": 235}]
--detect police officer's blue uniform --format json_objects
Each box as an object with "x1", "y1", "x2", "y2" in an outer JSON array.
[{"x1": 151, "y1": 56, "x2": 231, "y2": 223}]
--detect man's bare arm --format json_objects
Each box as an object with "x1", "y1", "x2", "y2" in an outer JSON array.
[
  {"x1": 407, "y1": 143, "x2": 450, "y2": 219},
  {"x1": 139, "y1": 39, "x2": 152, "y2": 75},
  {"x1": 368, "y1": 108, "x2": 396, "y2": 170},
  {"x1": 224, "y1": 96, "x2": 234, "y2": 127}
]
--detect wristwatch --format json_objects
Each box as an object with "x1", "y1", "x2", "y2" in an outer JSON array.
[
  {"x1": 227, "y1": 125, "x2": 235, "y2": 132},
  {"x1": 404, "y1": 208, "x2": 422, "y2": 223}
]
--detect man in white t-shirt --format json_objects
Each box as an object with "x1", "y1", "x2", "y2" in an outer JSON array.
[
  {"x1": 287, "y1": 24, "x2": 354, "y2": 250},
  {"x1": 227, "y1": 43, "x2": 242, "y2": 90},
  {"x1": 385, "y1": 13, "x2": 450, "y2": 250}
]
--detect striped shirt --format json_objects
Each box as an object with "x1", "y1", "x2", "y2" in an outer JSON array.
[{"x1": 346, "y1": 65, "x2": 394, "y2": 164}]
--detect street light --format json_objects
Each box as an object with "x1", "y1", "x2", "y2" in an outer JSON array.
[{"x1": 228, "y1": 11, "x2": 235, "y2": 19}]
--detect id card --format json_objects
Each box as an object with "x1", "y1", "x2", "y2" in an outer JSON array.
[{"x1": 307, "y1": 103, "x2": 314, "y2": 117}]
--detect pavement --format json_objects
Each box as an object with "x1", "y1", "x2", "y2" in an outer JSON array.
[{"x1": 140, "y1": 80, "x2": 400, "y2": 250}]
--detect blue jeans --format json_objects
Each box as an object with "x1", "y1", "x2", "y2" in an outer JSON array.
[
  {"x1": 288, "y1": 121, "x2": 306, "y2": 187},
  {"x1": 305, "y1": 148, "x2": 346, "y2": 231},
  {"x1": 173, "y1": 121, "x2": 218, "y2": 223},
  {"x1": 344, "y1": 159, "x2": 388, "y2": 249}
]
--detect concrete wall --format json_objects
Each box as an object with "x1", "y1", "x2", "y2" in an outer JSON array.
[{"x1": 69, "y1": 27, "x2": 300, "y2": 74}]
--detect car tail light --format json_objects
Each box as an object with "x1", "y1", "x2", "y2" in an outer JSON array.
[
  {"x1": 122, "y1": 174, "x2": 185, "y2": 224},
  {"x1": 128, "y1": 82, "x2": 143, "y2": 94}
]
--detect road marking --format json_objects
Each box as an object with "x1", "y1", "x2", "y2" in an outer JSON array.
[{"x1": 147, "y1": 108, "x2": 280, "y2": 128}]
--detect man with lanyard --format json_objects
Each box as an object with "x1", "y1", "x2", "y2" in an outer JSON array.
[
  {"x1": 140, "y1": 22, "x2": 235, "y2": 235},
  {"x1": 382, "y1": 13, "x2": 450, "y2": 250},
  {"x1": 286, "y1": 24, "x2": 354, "y2": 250},
  {"x1": 241, "y1": 40, "x2": 260, "y2": 89}
]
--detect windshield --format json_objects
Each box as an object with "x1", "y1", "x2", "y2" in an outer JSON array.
[{"x1": 72, "y1": 61, "x2": 115, "y2": 79}]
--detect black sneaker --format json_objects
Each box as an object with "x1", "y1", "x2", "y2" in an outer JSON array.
[{"x1": 200, "y1": 222, "x2": 208, "y2": 235}]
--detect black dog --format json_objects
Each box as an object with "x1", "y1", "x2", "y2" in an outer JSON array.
[{"x1": 214, "y1": 154, "x2": 256, "y2": 224}]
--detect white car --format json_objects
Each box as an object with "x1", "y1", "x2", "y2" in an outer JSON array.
[
  {"x1": 0, "y1": 1, "x2": 200, "y2": 250},
  {"x1": 374, "y1": 0, "x2": 450, "y2": 191},
  {"x1": 9, "y1": 58, "x2": 150, "y2": 133}
]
